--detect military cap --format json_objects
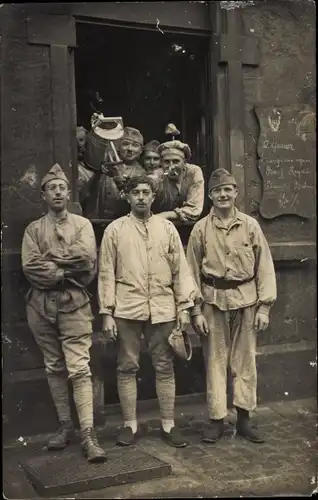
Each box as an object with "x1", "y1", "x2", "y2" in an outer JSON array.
[
  {"x1": 143, "y1": 140, "x2": 160, "y2": 153},
  {"x1": 121, "y1": 126, "x2": 144, "y2": 146},
  {"x1": 208, "y1": 168, "x2": 237, "y2": 192},
  {"x1": 168, "y1": 327, "x2": 192, "y2": 361},
  {"x1": 76, "y1": 125, "x2": 87, "y2": 135},
  {"x1": 41, "y1": 163, "x2": 69, "y2": 190},
  {"x1": 158, "y1": 140, "x2": 191, "y2": 161}
]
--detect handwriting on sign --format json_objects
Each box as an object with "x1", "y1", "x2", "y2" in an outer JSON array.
[
  {"x1": 255, "y1": 104, "x2": 316, "y2": 220},
  {"x1": 263, "y1": 140, "x2": 295, "y2": 151}
]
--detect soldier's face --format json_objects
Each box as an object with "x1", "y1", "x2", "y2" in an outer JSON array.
[
  {"x1": 209, "y1": 184, "x2": 238, "y2": 209},
  {"x1": 143, "y1": 151, "x2": 161, "y2": 172},
  {"x1": 119, "y1": 139, "x2": 142, "y2": 163},
  {"x1": 161, "y1": 153, "x2": 185, "y2": 181},
  {"x1": 127, "y1": 183, "x2": 155, "y2": 216},
  {"x1": 42, "y1": 179, "x2": 70, "y2": 212},
  {"x1": 76, "y1": 130, "x2": 86, "y2": 157}
]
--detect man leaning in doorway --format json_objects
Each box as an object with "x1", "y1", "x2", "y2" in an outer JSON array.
[
  {"x1": 98, "y1": 174, "x2": 197, "y2": 448},
  {"x1": 152, "y1": 140, "x2": 204, "y2": 223},
  {"x1": 187, "y1": 168, "x2": 277, "y2": 444},
  {"x1": 21, "y1": 164, "x2": 106, "y2": 463}
]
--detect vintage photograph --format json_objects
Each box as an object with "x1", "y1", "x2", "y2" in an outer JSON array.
[{"x1": 1, "y1": 1, "x2": 316, "y2": 498}]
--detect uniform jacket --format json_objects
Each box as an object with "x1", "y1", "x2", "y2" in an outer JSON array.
[
  {"x1": 22, "y1": 212, "x2": 97, "y2": 319},
  {"x1": 187, "y1": 208, "x2": 277, "y2": 313},
  {"x1": 98, "y1": 213, "x2": 197, "y2": 323},
  {"x1": 152, "y1": 163, "x2": 204, "y2": 222}
]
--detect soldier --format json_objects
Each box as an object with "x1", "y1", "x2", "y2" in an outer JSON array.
[
  {"x1": 141, "y1": 140, "x2": 163, "y2": 192},
  {"x1": 76, "y1": 126, "x2": 95, "y2": 202},
  {"x1": 153, "y1": 140, "x2": 204, "y2": 223},
  {"x1": 98, "y1": 174, "x2": 196, "y2": 448},
  {"x1": 186, "y1": 168, "x2": 277, "y2": 444},
  {"x1": 83, "y1": 125, "x2": 145, "y2": 219},
  {"x1": 21, "y1": 164, "x2": 106, "y2": 463},
  {"x1": 142, "y1": 140, "x2": 163, "y2": 179}
]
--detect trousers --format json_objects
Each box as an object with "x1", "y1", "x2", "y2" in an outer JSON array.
[
  {"x1": 116, "y1": 318, "x2": 175, "y2": 421},
  {"x1": 201, "y1": 303, "x2": 257, "y2": 420},
  {"x1": 26, "y1": 303, "x2": 92, "y2": 379},
  {"x1": 26, "y1": 303, "x2": 94, "y2": 429}
]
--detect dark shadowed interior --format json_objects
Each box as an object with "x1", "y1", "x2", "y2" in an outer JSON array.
[{"x1": 75, "y1": 22, "x2": 209, "y2": 165}]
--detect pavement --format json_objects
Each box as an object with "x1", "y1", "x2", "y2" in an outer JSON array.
[{"x1": 3, "y1": 397, "x2": 317, "y2": 498}]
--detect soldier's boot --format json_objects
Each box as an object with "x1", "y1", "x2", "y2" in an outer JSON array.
[
  {"x1": 201, "y1": 418, "x2": 224, "y2": 443},
  {"x1": 236, "y1": 407, "x2": 265, "y2": 443},
  {"x1": 47, "y1": 421, "x2": 75, "y2": 450},
  {"x1": 82, "y1": 427, "x2": 107, "y2": 463}
]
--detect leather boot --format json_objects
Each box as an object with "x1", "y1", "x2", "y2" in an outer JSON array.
[
  {"x1": 201, "y1": 418, "x2": 224, "y2": 443},
  {"x1": 47, "y1": 421, "x2": 75, "y2": 450},
  {"x1": 82, "y1": 427, "x2": 107, "y2": 463},
  {"x1": 236, "y1": 407, "x2": 265, "y2": 443}
]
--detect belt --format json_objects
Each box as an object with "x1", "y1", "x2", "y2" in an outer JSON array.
[{"x1": 201, "y1": 274, "x2": 254, "y2": 290}]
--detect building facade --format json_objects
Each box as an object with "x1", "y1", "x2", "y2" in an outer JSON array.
[{"x1": 1, "y1": 1, "x2": 316, "y2": 439}]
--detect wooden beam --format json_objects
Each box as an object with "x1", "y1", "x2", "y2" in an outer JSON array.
[{"x1": 26, "y1": 14, "x2": 76, "y2": 47}]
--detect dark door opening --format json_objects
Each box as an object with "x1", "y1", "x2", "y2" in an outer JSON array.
[{"x1": 74, "y1": 22, "x2": 209, "y2": 167}]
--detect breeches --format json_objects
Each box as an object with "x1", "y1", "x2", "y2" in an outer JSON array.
[
  {"x1": 26, "y1": 304, "x2": 93, "y2": 381},
  {"x1": 116, "y1": 319, "x2": 175, "y2": 377},
  {"x1": 115, "y1": 318, "x2": 176, "y2": 420},
  {"x1": 201, "y1": 303, "x2": 257, "y2": 419}
]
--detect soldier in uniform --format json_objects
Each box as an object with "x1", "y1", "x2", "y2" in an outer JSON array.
[
  {"x1": 98, "y1": 174, "x2": 196, "y2": 448},
  {"x1": 21, "y1": 164, "x2": 106, "y2": 463},
  {"x1": 186, "y1": 168, "x2": 277, "y2": 444},
  {"x1": 141, "y1": 140, "x2": 163, "y2": 185},
  {"x1": 153, "y1": 140, "x2": 204, "y2": 223},
  {"x1": 83, "y1": 126, "x2": 145, "y2": 219},
  {"x1": 76, "y1": 126, "x2": 95, "y2": 202}
]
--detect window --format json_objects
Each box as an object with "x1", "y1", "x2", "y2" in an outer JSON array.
[{"x1": 74, "y1": 21, "x2": 210, "y2": 227}]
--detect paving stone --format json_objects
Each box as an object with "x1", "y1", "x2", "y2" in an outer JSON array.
[
  {"x1": 270, "y1": 401, "x2": 317, "y2": 423},
  {"x1": 4, "y1": 399, "x2": 317, "y2": 499},
  {"x1": 173, "y1": 445, "x2": 208, "y2": 461}
]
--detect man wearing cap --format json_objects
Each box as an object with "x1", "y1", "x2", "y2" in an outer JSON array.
[
  {"x1": 187, "y1": 168, "x2": 277, "y2": 444},
  {"x1": 21, "y1": 164, "x2": 106, "y2": 463},
  {"x1": 152, "y1": 140, "x2": 204, "y2": 223},
  {"x1": 76, "y1": 126, "x2": 96, "y2": 202},
  {"x1": 83, "y1": 125, "x2": 145, "y2": 219},
  {"x1": 141, "y1": 140, "x2": 163, "y2": 185},
  {"x1": 98, "y1": 174, "x2": 197, "y2": 448}
]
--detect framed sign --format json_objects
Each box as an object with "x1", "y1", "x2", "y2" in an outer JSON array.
[{"x1": 255, "y1": 104, "x2": 316, "y2": 219}]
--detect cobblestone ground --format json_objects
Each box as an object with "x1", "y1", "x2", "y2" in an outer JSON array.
[{"x1": 3, "y1": 398, "x2": 317, "y2": 498}]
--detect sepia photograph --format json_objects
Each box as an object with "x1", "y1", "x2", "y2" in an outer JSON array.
[{"x1": 1, "y1": 1, "x2": 316, "y2": 498}]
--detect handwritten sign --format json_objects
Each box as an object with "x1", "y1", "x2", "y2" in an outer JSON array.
[{"x1": 255, "y1": 104, "x2": 316, "y2": 219}]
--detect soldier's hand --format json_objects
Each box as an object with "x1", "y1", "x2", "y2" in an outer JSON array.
[
  {"x1": 192, "y1": 313, "x2": 209, "y2": 336},
  {"x1": 254, "y1": 311, "x2": 269, "y2": 332},
  {"x1": 101, "y1": 315, "x2": 118, "y2": 341},
  {"x1": 176, "y1": 310, "x2": 190, "y2": 331}
]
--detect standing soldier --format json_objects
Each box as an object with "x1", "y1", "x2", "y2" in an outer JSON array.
[
  {"x1": 187, "y1": 168, "x2": 277, "y2": 444},
  {"x1": 21, "y1": 164, "x2": 106, "y2": 463},
  {"x1": 98, "y1": 175, "x2": 196, "y2": 448}
]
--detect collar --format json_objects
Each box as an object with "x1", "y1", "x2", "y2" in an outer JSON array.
[
  {"x1": 210, "y1": 207, "x2": 243, "y2": 228},
  {"x1": 47, "y1": 210, "x2": 69, "y2": 224},
  {"x1": 129, "y1": 211, "x2": 153, "y2": 225}
]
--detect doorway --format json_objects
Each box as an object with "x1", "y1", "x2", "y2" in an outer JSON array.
[{"x1": 74, "y1": 22, "x2": 210, "y2": 167}]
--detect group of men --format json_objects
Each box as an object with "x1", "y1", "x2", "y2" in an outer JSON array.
[
  {"x1": 21, "y1": 125, "x2": 277, "y2": 464},
  {"x1": 76, "y1": 122, "x2": 205, "y2": 223}
]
